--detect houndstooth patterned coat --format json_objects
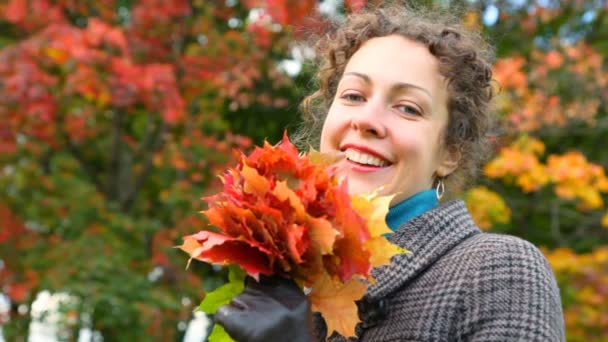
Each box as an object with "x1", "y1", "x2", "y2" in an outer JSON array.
[{"x1": 313, "y1": 200, "x2": 565, "y2": 341}]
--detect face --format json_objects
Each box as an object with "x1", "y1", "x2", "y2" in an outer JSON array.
[{"x1": 320, "y1": 35, "x2": 459, "y2": 205}]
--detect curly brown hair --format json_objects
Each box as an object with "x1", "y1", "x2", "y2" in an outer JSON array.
[{"x1": 294, "y1": 2, "x2": 497, "y2": 197}]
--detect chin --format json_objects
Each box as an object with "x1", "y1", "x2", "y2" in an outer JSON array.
[{"x1": 346, "y1": 182, "x2": 383, "y2": 197}]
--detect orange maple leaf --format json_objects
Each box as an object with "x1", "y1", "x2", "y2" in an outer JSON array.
[
  {"x1": 273, "y1": 180, "x2": 306, "y2": 218},
  {"x1": 309, "y1": 272, "x2": 367, "y2": 338},
  {"x1": 307, "y1": 217, "x2": 339, "y2": 255}
]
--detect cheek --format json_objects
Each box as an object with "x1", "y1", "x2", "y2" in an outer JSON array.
[
  {"x1": 319, "y1": 108, "x2": 341, "y2": 152},
  {"x1": 419, "y1": 135, "x2": 448, "y2": 178},
  {"x1": 319, "y1": 121, "x2": 331, "y2": 152},
  {"x1": 396, "y1": 129, "x2": 440, "y2": 170}
]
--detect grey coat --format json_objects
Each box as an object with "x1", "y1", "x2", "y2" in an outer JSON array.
[{"x1": 313, "y1": 200, "x2": 565, "y2": 341}]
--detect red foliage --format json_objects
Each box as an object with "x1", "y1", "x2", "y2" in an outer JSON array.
[
  {"x1": 3, "y1": 0, "x2": 27, "y2": 23},
  {"x1": 0, "y1": 19, "x2": 186, "y2": 138},
  {"x1": 131, "y1": 0, "x2": 191, "y2": 29},
  {"x1": 0, "y1": 204, "x2": 26, "y2": 244},
  {"x1": 0, "y1": 125, "x2": 17, "y2": 153},
  {"x1": 2, "y1": 0, "x2": 65, "y2": 31},
  {"x1": 0, "y1": 205, "x2": 39, "y2": 303}
]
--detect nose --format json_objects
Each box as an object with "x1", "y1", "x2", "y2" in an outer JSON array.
[{"x1": 350, "y1": 101, "x2": 387, "y2": 138}]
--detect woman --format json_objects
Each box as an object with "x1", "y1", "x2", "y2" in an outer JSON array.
[{"x1": 215, "y1": 3, "x2": 565, "y2": 341}]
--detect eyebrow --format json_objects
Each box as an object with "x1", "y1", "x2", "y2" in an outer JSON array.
[{"x1": 342, "y1": 71, "x2": 434, "y2": 101}]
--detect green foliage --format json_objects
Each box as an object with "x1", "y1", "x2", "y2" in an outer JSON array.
[
  {"x1": 198, "y1": 267, "x2": 245, "y2": 315},
  {"x1": 0, "y1": 0, "x2": 313, "y2": 340},
  {"x1": 207, "y1": 324, "x2": 234, "y2": 342}
]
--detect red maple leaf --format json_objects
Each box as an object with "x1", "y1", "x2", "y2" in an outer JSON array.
[{"x1": 181, "y1": 231, "x2": 274, "y2": 279}]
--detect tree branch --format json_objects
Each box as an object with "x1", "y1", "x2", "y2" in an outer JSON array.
[
  {"x1": 549, "y1": 200, "x2": 567, "y2": 245},
  {"x1": 65, "y1": 139, "x2": 105, "y2": 195},
  {"x1": 54, "y1": 116, "x2": 105, "y2": 195},
  {"x1": 120, "y1": 118, "x2": 166, "y2": 212},
  {"x1": 106, "y1": 109, "x2": 124, "y2": 201}
]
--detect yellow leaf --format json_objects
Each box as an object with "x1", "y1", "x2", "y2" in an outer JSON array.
[
  {"x1": 351, "y1": 194, "x2": 393, "y2": 237},
  {"x1": 368, "y1": 195, "x2": 394, "y2": 237},
  {"x1": 309, "y1": 273, "x2": 367, "y2": 338},
  {"x1": 364, "y1": 236, "x2": 408, "y2": 267},
  {"x1": 308, "y1": 148, "x2": 344, "y2": 166},
  {"x1": 241, "y1": 162, "x2": 269, "y2": 196}
]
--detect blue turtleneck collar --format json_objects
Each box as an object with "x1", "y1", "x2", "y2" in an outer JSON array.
[{"x1": 386, "y1": 190, "x2": 438, "y2": 231}]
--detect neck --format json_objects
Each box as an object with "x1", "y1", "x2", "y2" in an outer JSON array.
[{"x1": 385, "y1": 190, "x2": 438, "y2": 231}]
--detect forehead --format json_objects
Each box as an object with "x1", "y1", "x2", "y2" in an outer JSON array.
[{"x1": 343, "y1": 35, "x2": 447, "y2": 99}]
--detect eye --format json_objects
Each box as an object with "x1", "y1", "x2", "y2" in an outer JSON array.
[
  {"x1": 395, "y1": 103, "x2": 422, "y2": 116},
  {"x1": 340, "y1": 92, "x2": 366, "y2": 102}
]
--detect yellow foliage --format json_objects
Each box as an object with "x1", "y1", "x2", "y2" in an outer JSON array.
[
  {"x1": 546, "y1": 152, "x2": 608, "y2": 210},
  {"x1": 462, "y1": 11, "x2": 481, "y2": 30},
  {"x1": 544, "y1": 247, "x2": 580, "y2": 273},
  {"x1": 498, "y1": 43, "x2": 604, "y2": 132},
  {"x1": 464, "y1": 186, "x2": 511, "y2": 230},
  {"x1": 602, "y1": 213, "x2": 608, "y2": 229},
  {"x1": 484, "y1": 136, "x2": 549, "y2": 192},
  {"x1": 516, "y1": 164, "x2": 550, "y2": 193},
  {"x1": 544, "y1": 247, "x2": 608, "y2": 341},
  {"x1": 513, "y1": 134, "x2": 546, "y2": 155},
  {"x1": 486, "y1": 138, "x2": 608, "y2": 212}
]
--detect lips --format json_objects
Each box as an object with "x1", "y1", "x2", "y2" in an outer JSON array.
[{"x1": 340, "y1": 144, "x2": 392, "y2": 167}]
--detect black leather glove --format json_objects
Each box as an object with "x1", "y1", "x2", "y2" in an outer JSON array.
[{"x1": 215, "y1": 275, "x2": 313, "y2": 342}]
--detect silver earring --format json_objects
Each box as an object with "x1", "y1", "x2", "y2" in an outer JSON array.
[{"x1": 436, "y1": 178, "x2": 445, "y2": 201}]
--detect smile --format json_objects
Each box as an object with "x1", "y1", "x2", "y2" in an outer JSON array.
[{"x1": 344, "y1": 148, "x2": 391, "y2": 167}]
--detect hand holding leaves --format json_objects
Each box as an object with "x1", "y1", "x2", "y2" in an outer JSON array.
[{"x1": 215, "y1": 275, "x2": 312, "y2": 342}]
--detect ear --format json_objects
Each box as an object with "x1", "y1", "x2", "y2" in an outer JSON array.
[{"x1": 436, "y1": 146, "x2": 461, "y2": 178}]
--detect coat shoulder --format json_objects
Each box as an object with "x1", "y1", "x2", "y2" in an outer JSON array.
[
  {"x1": 451, "y1": 232, "x2": 555, "y2": 279},
  {"x1": 448, "y1": 232, "x2": 566, "y2": 341}
]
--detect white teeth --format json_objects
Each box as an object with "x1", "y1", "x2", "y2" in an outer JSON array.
[{"x1": 344, "y1": 149, "x2": 389, "y2": 167}]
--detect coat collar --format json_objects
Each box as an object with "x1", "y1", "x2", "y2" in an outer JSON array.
[{"x1": 366, "y1": 199, "x2": 481, "y2": 301}]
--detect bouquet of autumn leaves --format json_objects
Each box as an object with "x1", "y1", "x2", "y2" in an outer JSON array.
[{"x1": 179, "y1": 134, "x2": 406, "y2": 340}]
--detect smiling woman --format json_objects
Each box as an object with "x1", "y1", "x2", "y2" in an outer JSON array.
[
  {"x1": 320, "y1": 35, "x2": 457, "y2": 204},
  {"x1": 213, "y1": 2, "x2": 566, "y2": 341}
]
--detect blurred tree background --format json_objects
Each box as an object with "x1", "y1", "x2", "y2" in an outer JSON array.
[{"x1": 0, "y1": 0, "x2": 606, "y2": 341}]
